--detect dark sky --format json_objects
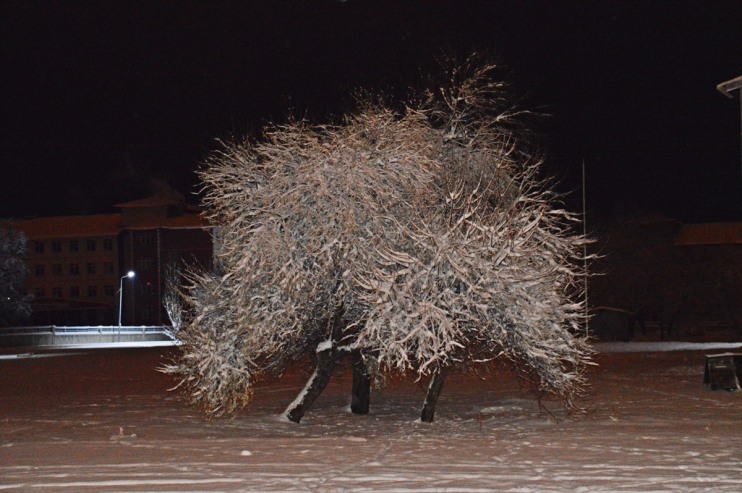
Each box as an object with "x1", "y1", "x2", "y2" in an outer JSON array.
[{"x1": 2, "y1": 1, "x2": 741, "y2": 223}]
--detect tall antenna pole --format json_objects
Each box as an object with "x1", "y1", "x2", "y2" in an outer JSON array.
[{"x1": 582, "y1": 159, "x2": 589, "y2": 337}]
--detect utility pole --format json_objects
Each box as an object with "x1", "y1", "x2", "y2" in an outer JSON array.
[{"x1": 717, "y1": 76, "x2": 742, "y2": 181}]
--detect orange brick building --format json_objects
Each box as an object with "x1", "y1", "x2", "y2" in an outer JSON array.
[{"x1": 14, "y1": 196, "x2": 212, "y2": 326}]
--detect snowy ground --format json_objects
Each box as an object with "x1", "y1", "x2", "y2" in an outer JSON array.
[{"x1": 1, "y1": 343, "x2": 741, "y2": 492}]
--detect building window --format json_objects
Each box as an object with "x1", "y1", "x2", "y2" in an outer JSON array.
[
  {"x1": 136, "y1": 258, "x2": 155, "y2": 271},
  {"x1": 86, "y1": 239, "x2": 96, "y2": 251},
  {"x1": 52, "y1": 241, "x2": 62, "y2": 253},
  {"x1": 52, "y1": 287, "x2": 62, "y2": 298},
  {"x1": 34, "y1": 241, "x2": 44, "y2": 254},
  {"x1": 103, "y1": 262, "x2": 114, "y2": 275},
  {"x1": 35, "y1": 265, "x2": 45, "y2": 277},
  {"x1": 52, "y1": 264, "x2": 62, "y2": 276},
  {"x1": 86, "y1": 262, "x2": 96, "y2": 275},
  {"x1": 138, "y1": 233, "x2": 155, "y2": 246},
  {"x1": 103, "y1": 238, "x2": 114, "y2": 251},
  {"x1": 34, "y1": 288, "x2": 45, "y2": 298},
  {"x1": 69, "y1": 240, "x2": 79, "y2": 252},
  {"x1": 87, "y1": 285, "x2": 97, "y2": 298},
  {"x1": 69, "y1": 263, "x2": 79, "y2": 276},
  {"x1": 70, "y1": 286, "x2": 80, "y2": 298},
  {"x1": 104, "y1": 285, "x2": 114, "y2": 297}
]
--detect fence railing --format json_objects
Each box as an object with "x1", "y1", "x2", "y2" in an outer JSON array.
[
  {"x1": 0, "y1": 325, "x2": 181, "y2": 350},
  {"x1": 0, "y1": 325, "x2": 178, "y2": 340}
]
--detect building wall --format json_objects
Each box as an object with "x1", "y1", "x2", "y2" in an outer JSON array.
[
  {"x1": 14, "y1": 196, "x2": 213, "y2": 327},
  {"x1": 677, "y1": 244, "x2": 742, "y2": 322},
  {"x1": 25, "y1": 234, "x2": 120, "y2": 325},
  {"x1": 119, "y1": 228, "x2": 212, "y2": 325}
]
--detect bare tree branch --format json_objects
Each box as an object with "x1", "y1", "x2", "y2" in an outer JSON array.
[{"x1": 163, "y1": 60, "x2": 593, "y2": 418}]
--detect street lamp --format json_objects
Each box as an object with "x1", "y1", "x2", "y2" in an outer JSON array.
[{"x1": 118, "y1": 270, "x2": 135, "y2": 327}]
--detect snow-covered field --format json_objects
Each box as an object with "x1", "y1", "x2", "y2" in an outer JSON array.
[{"x1": 1, "y1": 344, "x2": 741, "y2": 492}]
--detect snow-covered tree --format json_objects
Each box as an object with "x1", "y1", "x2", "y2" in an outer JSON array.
[
  {"x1": 0, "y1": 222, "x2": 31, "y2": 326},
  {"x1": 164, "y1": 60, "x2": 593, "y2": 422},
  {"x1": 162, "y1": 261, "x2": 184, "y2": 332}
]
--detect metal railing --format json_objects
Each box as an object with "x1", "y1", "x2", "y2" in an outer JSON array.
[
  {"x1": 0, "y1": 325, "x2": 180, "y2": 349},
  {"x1": 0, "y1": 325, "x2": 178, "y2": 340}
]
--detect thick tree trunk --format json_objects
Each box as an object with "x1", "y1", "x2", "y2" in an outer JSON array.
[
  {"x1": 420, "y1": 367, "x2": 448, "y2": 423},
  {"x1": 284, "y1": 301, "x2": 349, "y2": 423},
  {"x1": 350, "y1": 351, "x2": 371, "y2": 415},
  {"x1": 284, "y1": 344, "x2": 338, "y2": 423}
]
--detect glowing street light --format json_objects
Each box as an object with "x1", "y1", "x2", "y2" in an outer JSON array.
[{"x1": 118, "y1": 270, "x2": 135, "y2": 327}]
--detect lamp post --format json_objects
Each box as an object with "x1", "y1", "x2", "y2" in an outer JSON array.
[{"x1": 118, "y1": 271, "x2": 135, "y2": 327}]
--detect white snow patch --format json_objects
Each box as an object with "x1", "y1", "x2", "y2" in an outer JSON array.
[
  {"x1": 3, "y1": 348, "x2": 742, "y2": 492},
  {"x1": 274, "y1": 413, "x2": 294, "y2": 423},
  {"x1": 39, "y1": 340, "x2": 180, "y2": 350},
  {"x1": 316, "y1": 339, "x2": 333, "y2": 352},
  {"x1": 0, "y1": 352, "x2": 90, "y2": 360},
  {"x1": 593, "y1": 341, "x2": 742, "y2": 353},
  {"x1": 24, "y1": 478, "x2": 245, "y2": 487}
]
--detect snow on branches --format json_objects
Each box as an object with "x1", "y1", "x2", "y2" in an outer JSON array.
[
  {"x1": 164, "y1": 60, "x2": 592, "y2": 419},
  {"x1": 0, "y1": 222, "x2": 31, "y2": 326}
]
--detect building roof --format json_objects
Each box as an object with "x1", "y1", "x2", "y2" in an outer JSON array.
[
  {"x1": 114, "y1": 196, "x2": 184, "y2": 209},
  {"x1": 13, "y1": 214, "x2": 122, "y2": 239},
  {"x1": 675, "y1": 223, "x2": 742, "y2": 246},
  {"x1": 121, "y1": 213, "x2": 210, "y2": 230}
]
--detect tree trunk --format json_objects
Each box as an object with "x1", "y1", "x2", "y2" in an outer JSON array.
[
  {"x1": 350, "y1": 351, "x2": 371, "y2": 415},
  {"x1": 284, "y1": 301, "x2": 350, "y2": 423},
  {"x1": 420, "y1": 367, "x2": 448, "y2": 423},
  {"x1": 284, "y1": 344, "x2": 338, "y2": 423}
]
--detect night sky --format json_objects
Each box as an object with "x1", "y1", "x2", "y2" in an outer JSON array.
[{"x1": 2, "y1": 1, "x2": 741, "y2": 223}]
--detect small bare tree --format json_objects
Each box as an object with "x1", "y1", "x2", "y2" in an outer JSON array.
[
  {"x1": 162, "y1": 261, "x2": 184, "y2": 332},
  {"x1": 164, "y1": 59, "x2": 592, "y2": 423},
  {"x1": 0, "y1": 222, "x2": 31, "y2": 326}
]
